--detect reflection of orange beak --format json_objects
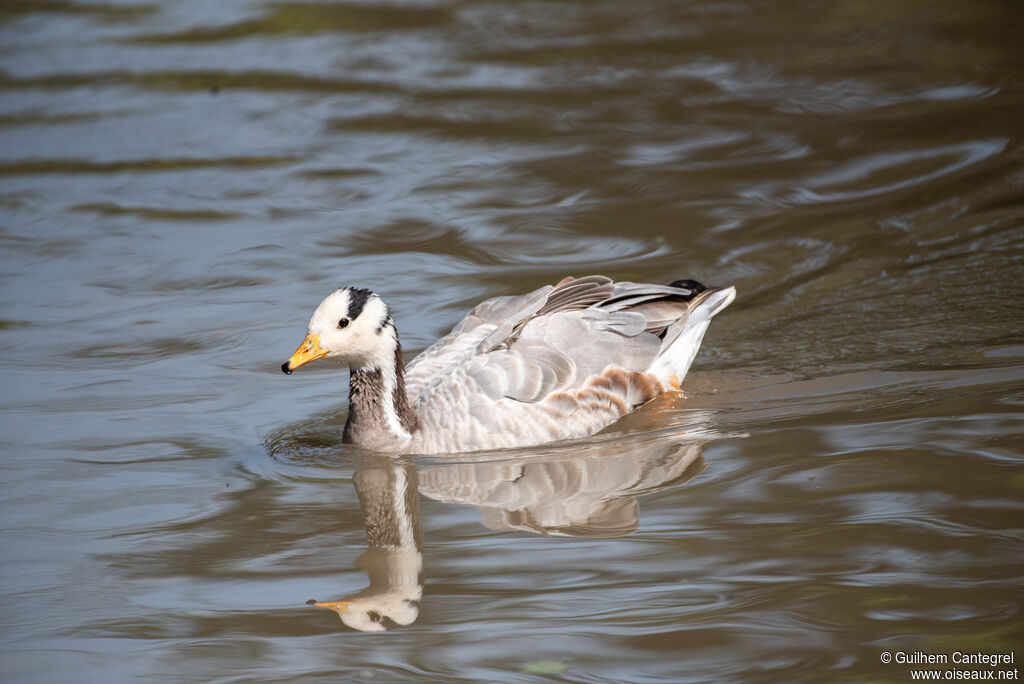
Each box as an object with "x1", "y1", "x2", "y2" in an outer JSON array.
[
  {"x1": 281, "y1": 333, "x2": 328, "y2": 374},
  {"x1": 310, "y1": 599, "x2": 352, "y2": 614}
]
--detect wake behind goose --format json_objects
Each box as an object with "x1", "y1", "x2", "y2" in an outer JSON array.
[{"x1": 282, "y1": 275, "x2": 735, "y2": 454}]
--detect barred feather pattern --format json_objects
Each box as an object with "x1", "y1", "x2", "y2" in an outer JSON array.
[{"x1": 398, "y1": 276, "x2": 734, "y2": 454}]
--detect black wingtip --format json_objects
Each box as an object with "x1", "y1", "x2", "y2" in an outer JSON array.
[{"x1": 668, "y1": 279, "x2": 707, "y2": 301}]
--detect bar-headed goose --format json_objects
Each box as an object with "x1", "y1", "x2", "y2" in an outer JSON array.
[{"x1": 282, "y1": 275, "x2": 735, "y2": 454}]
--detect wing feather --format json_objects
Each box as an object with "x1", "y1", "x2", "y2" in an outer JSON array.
[
  {"x1": 404, "y1": 276, "x2": 722, "y2": 453},
  {"x1": 534, "y1": 275, "x2": 613, "y2": 315},
  {"x1": 405, "y1": 284, "x2": 553, "y2": 400}
]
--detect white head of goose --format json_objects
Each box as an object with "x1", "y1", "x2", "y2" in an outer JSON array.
[{"x1": 282, "y1": 275, "x2": 735, "y2": 454}]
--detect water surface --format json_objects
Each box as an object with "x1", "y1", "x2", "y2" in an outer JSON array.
[{"x1": 1, "y1": 1, "x2": 1022, "y2": 681}]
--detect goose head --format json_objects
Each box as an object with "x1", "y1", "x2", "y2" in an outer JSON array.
[
  {"x1": 282, "y1": 287, "x2": 394, "y2": 373},
  {"x1": 310, "y1": 592, "x2": 420, "y2": 632},
  {"x1": 308, "y1": 546, "x2": 423, "y2": 632}
]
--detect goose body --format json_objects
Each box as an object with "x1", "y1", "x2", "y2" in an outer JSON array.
[{"x1": 282, "y1": 275, "x2": 735, "y2": 454}]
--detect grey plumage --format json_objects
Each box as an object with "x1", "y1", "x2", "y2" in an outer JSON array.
[
  {"x1": 403, "y1": 276, "x2": 734, "y2": 453},
  {"x1": 419, "y1": 437, "x2": 706, "y2": 537}
]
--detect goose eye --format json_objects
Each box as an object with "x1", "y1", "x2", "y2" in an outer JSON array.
[
  {"x1": 338, "y1": 318, "x2": 350, "y2": 329},
  {"x1": 368, "y1": 610, "x2": 382, "y2": 623}
]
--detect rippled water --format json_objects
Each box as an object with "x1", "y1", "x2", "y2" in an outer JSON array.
[{"x1": 2, "y1": 1, "x2": 1023, "y2": 681}]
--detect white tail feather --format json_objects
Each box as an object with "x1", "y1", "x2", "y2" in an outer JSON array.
[{"x1": 649, "y1": 286, "x2": 736, "y2": 387}]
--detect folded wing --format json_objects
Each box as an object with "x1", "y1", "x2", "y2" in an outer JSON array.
[{"x1": 406, "y1": 276, "x2": 708, "y2": 453}]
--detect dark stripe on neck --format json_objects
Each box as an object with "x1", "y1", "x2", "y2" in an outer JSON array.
[
  {"x1": 347, "y1": 287, "x2": 373, "y2": 320},
  {"x1": 353, "y1": 467, "x2": 422, "y2": 550}
]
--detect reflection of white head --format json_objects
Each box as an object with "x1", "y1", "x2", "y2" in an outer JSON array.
[
  {"x1": 313, "y1": 597, "x2": 419, "y2": 632},
  {"x1": 309, "y1": 466, "x2": 425, "y2": 631},
  {"x1": 311, "y1": 545, "x2": 423, "y2": 632}
]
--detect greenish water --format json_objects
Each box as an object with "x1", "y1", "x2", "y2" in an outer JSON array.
[{"x1": 1, "y1": 1, "x2": 1022, "y2": 681}]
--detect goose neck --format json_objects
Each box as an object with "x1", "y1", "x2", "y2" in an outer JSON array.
[{"x1": 343, "y1": 327, "x2": 419, "y2": 449}]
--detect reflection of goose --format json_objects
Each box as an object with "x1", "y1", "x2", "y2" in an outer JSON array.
[
  {"x1": 419, "y1": 438, "x2": 705, "y2": 538},
  {"x1": 309, "y1": 467, "x2": 422, "y2": 632},
  {"x1": 282, "y1": 275, "x2": 735, "y2": 453},
  {"x1": 311, "y1": 435, "x2": 709, "y2": 630}
]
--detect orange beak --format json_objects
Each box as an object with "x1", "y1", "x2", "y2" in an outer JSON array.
[
  {"x1": 281, "y1": 333, "x2": 328, "y2": 374},
  {"x1": 310, "y1": 599, "x2": 352, "y2": 614}
]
